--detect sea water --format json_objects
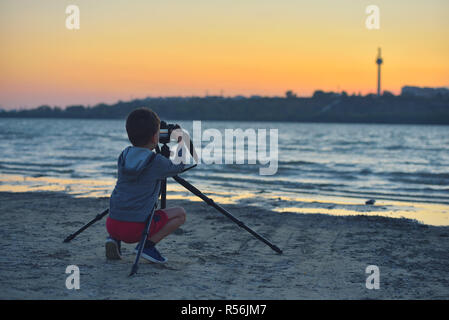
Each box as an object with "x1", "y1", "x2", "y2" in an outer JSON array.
[{"x1": 1, "y1": 118, "x2": 448, "y2": 225}]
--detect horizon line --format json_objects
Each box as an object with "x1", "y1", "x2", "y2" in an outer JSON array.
[{"x1": 2, "y1": 85, "x2": 449, "y2": 112}]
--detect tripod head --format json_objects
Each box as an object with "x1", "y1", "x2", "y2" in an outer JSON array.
[
  {"x1": 156, "y1": 122, "x2": 198, "y2": 164},
  {"x1": 159, "y1": 121, "x2": 180, "y2": 144},
  {"x1": 156, "y1": 123, "x2": 197, "y2": 209}
]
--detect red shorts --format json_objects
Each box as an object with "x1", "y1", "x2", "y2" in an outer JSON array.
[{"x1": 106, "y1": 210, "x2": 169, "y2": 243}]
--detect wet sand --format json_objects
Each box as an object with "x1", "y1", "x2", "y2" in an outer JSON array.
[{"x1": 0, "y1": 191, "x2": 448, "y2": 299}]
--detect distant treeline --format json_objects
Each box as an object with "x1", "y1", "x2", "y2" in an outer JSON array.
[{"x1": 1, "y1": 91, "x2": 449, "y2": 124}]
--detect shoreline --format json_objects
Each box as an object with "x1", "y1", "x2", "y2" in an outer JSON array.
[
  {"x1": 1, "y1": 173, "x2": 449, "y2": 227},
  {"x1": 1, "y1": 191, "x2": 448, "y2": 299},
  {"x1": 1, "y1": 92, "x2": 449, "y2": 125},
  {"x1": 2, "y1": 116, "x2": 449, "y2": 126}
]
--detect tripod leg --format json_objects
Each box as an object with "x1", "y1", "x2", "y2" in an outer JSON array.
[
  {"x1": 63, "y1": 209, "x2": 109, "y2": 243},
  {"x1": 161, "y1": 178, "x2": 167, "y2": 209},
  {"x1": 129, "y1": 208, "x2": 156, "y2": 277},
  {"x1": 172, "y1": 176, "x2": 283, "y2": 254}
]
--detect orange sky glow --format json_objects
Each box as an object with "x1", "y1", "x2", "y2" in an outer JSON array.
[{"x1": 0, "y1": 0, "x2": 448, "y2": 109}]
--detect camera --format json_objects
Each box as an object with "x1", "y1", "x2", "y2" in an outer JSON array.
[{"x1": 159, "y1": 121, "x2": 181, "y2": 144}]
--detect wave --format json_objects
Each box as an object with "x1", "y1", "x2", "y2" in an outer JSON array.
[
  {"x1": 384, "y1": 171, "x2": 449, "y2": 186},
  {"x1": 385, "y1": 145, "x2": 406, "y2": 151},
  {"x1": 389, "y1": 171, "x2": 449, "y2": 179},
  {"x1": 0, "y1": 160, "x2": 72, "y2": 168},
  {"x1": 0, "y1": 166, "x2": 74, "y2": 175},
  {"x1": 101, "y1": 164, "x2": 117, "y2": 170},
  {"x1": 359, "y1": 168, "x2": 373, "y2": 174},
  {"x1": 282, "y1": 186, "x2": 449, "y2": 205},
  {"x1": 278, "y1": 160, "x2": 319, "y2": 166},
  {"x1": 333, "y1": 140, "x2": 377, "y2": 146},
  {"x1": 324, "y1": 186, "x2": 449, "y2": 201},
  {"x1": 58, "y1": 155, "x2": 112, "y2": 161},
  {"x1": 189, "y1": 173, "x2": 347, "y2": 190}
]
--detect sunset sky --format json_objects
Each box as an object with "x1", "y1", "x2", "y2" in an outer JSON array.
[{"x1": 1, "y1": 0, "x2": 448, "y2": 110}]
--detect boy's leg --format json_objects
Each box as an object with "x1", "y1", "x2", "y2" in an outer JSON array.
[{"x1": 148, "y1": 207, "x2": 186, "y2": 244}]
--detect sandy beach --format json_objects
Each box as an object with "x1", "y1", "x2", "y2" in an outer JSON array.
[{"x1": 0, "y1": 191, "x2": 448, "y2": 300}]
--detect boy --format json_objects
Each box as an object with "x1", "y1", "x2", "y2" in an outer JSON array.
[{"x1": 105, "y1": 107, "x2": 186, "y2": 264}]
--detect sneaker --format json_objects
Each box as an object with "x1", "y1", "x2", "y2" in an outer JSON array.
[
  {"x1": 135, "y1": 243, "x2": 167, "y2": 264},
  {"x1": 105, "y1": 237, "x2": 122, "y2": 260}
]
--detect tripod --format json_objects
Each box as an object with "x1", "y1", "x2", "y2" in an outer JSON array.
[
  {"x1": 63, "y1": 141, "x2": 283, "y2": 276},
  {"x1": 157, "y1": 142, "x2": 283, "y2": 254}
]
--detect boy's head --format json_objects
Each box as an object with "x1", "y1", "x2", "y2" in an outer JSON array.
[{"x1": 126, "y1": 108, "x2": 160, "y2": 148}]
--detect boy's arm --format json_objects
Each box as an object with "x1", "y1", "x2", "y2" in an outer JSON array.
[{"x1": 153, "y1": 154, "x2": 185, "y2": 179}]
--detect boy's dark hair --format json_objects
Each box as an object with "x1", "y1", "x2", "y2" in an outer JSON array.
[{"x1": 126, "y1": 108, "x2": 161, "y2": 147}]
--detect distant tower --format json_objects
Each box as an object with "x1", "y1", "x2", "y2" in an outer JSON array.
[{"x1": 376, "y1": 48, "x2": 383, "y2": 96}]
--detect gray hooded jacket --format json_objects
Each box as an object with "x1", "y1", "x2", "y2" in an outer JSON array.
[{"x1": 109, "y1": 146, "x2": 185, "y2": 222}]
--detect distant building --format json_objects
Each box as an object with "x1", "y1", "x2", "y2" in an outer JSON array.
[
  {"x1": 401, "y1": 86, "x2": 449, "y2": 98},
  {"x1": 312, "y1": 90, "x2": 340, "y2": 99},
  {"x1": 285, "y1": 90, "x2": 297, "y2": 99},
  {"x1": 231, "y1": 95, "x2": 247, "y2": 100}
]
